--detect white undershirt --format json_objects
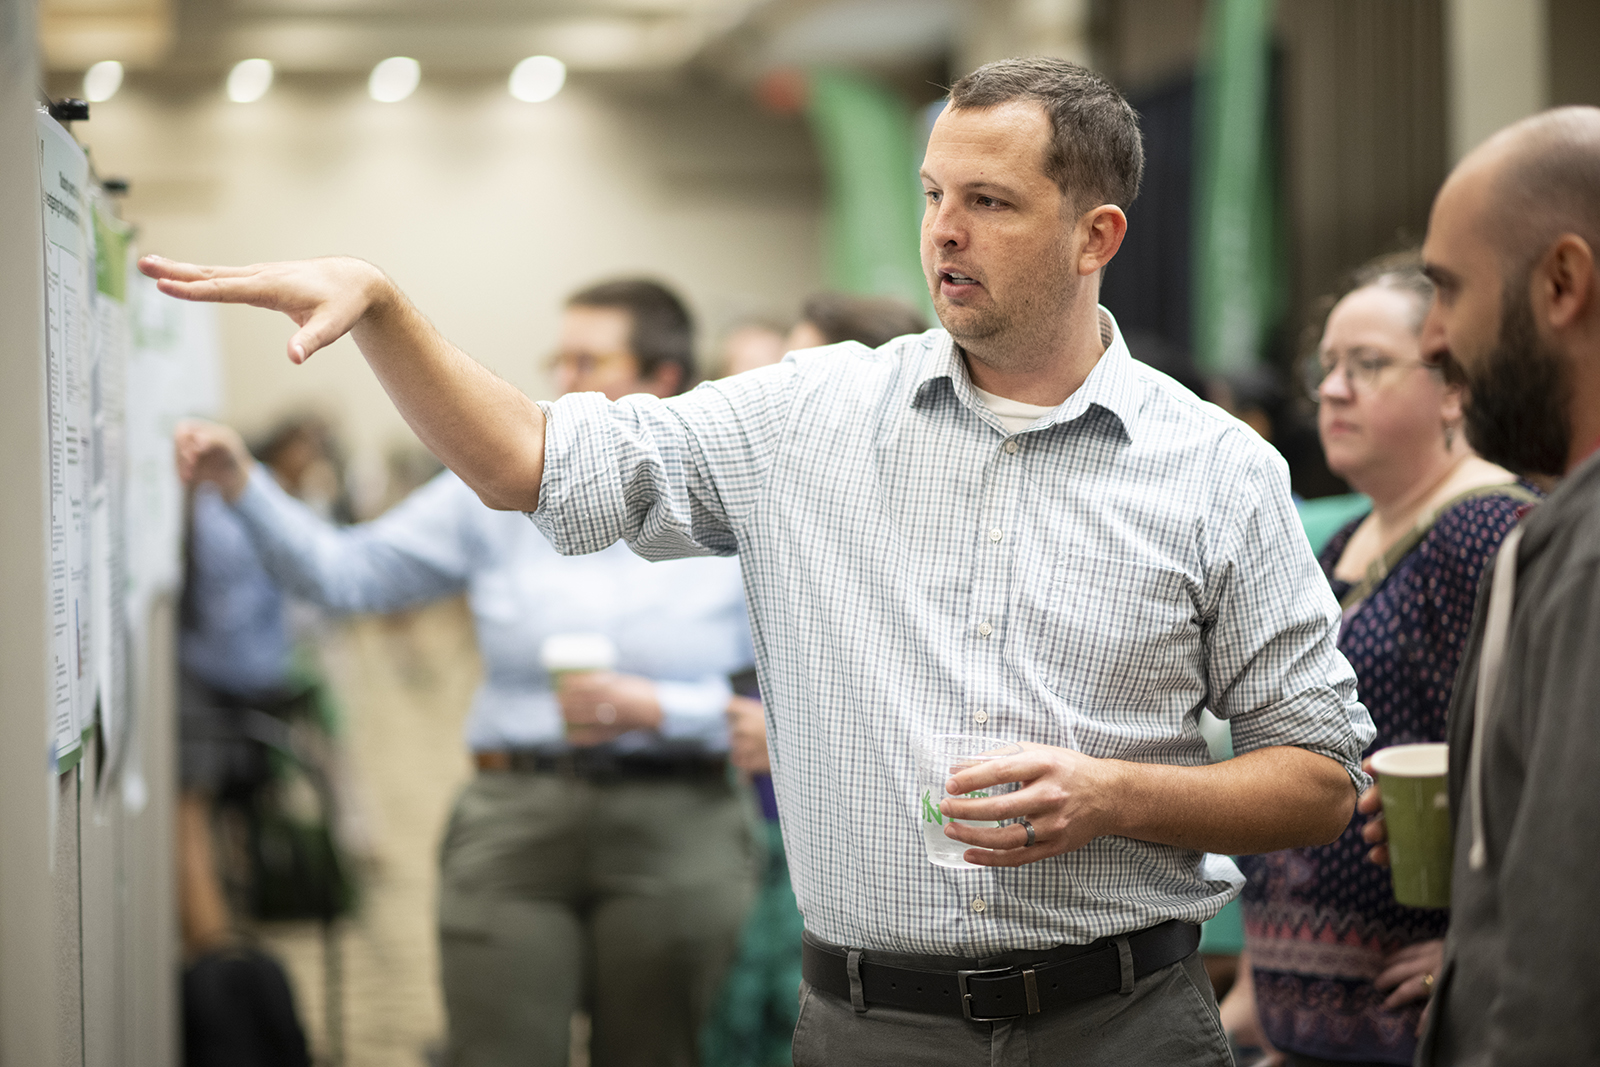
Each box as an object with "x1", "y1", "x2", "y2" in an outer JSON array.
[{"x1": 972, "y1": 386, "x2": 1056, "y2": 435}]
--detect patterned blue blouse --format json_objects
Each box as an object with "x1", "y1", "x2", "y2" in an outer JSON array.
[{"x1": 1239, "y1": 487, "x2": 1533, "y2": 1064}]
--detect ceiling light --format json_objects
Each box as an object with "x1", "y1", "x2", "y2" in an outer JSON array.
[
  {"x1": 509, "y1": 55, "x2": 566, "y2": 103},
  {"x1": 368, "y1": 56, "x2": 420, "y2": 103},
  {"x1": 83, "y1": 60, "x2": 123, "y2": 103},
  {"x1": 226, "y1": 58, "x2": 273, "y2": 103}
]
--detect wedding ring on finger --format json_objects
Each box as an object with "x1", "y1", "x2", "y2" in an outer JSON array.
[
  {"x1": 1422, "y1": 973, "x2": 1435, "y2": 990},
  {"x1": 1017, "y1": 816, "x2": 1036, "y2": 848}
]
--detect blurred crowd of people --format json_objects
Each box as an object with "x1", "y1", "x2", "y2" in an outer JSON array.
[{"x1": 168, "y1": 56, "x2": 1600, "y2": 1067}]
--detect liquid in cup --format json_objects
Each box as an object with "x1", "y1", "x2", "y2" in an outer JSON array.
[{"x1": 915, "y1": 735, "x2": 1022, "y2": 869}]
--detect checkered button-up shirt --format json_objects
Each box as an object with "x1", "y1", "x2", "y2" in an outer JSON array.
[{"x1": 532, "y1": 311, "x2": 1373, "y2": 957}]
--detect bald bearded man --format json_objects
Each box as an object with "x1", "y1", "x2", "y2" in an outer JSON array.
[{"x1": 1400, "y1": 106, "x2": 1600, "y2": 1065}]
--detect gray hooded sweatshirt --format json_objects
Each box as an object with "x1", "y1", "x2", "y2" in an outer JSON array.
[{"x1": 1419, "y1": 448, "x2": 1600, "y2": 1065}]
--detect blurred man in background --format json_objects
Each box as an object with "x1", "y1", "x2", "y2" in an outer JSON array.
[
  {"x1": 1386, "y1": 104, "x2": 1600, "y2": 1066},
  {"x1": 177, "y1": 279, "x2": 758, "y2": 1067},
  {"x1": 782, "y1": 291, "x2": 927, "y2": 352}
]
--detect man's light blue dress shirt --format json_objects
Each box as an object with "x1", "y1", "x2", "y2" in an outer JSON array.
[
  {"x1": 231, "y1": 468, "x2": 753, "y2": 753},
  {"x1": 181, "y1": 485, "x2": 294, "y2": 699},
  {"x1": 531, "y1": 311, "x2": 1373, "y2": 957}
]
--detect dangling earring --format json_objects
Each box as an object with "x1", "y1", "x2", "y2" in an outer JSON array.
[{"x1": 1444, "y1": 421, "x2": 1456, "y2": 451}]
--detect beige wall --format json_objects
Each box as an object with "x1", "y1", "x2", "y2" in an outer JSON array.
[
  {"x1": 65, "y1": 73, "x2": 824, "y2": 482},
  {"x1": 1446, "y1": 0, "x2": 1548, "y2": 161}
]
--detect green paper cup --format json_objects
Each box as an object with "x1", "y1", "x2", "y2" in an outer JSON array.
[{"x1": 1370, "y1": 743, "x2": 1452, "y2": 908}]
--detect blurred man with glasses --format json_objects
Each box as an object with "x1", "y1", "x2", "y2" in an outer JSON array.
[{"x1": 175, "y1": 279, "x2": 757, "y2": 1067}]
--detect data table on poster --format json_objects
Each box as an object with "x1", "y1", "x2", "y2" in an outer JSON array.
[{"x1": 40, "y1": 111, "x2": 94, "y2": 770}]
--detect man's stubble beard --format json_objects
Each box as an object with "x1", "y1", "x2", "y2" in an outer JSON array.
[
  {"x1": 935, "y1": 292, "x2": 1008, "y2": 347},
  {"x1": 935, "y1": 257, "x2": 1082, "y2": 377},
  {"x1": 1461, "y1": 281, "x2": 1573, "y2": 479}
]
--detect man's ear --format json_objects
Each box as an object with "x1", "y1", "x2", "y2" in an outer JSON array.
[
  {"x1": 1534, "y1": 233, "x2": 1596, "y2": 332},
  {"x1": 1440, "y1": 380, "x2": 1466, "y2": 426},
  {"x1": 1077, "y1": 204, "x2": 1127, "y2": 277}
]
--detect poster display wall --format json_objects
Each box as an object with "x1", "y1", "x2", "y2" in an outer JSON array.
[{"x1": 37, "y1": 109, "x2": 220, "y2": 786}]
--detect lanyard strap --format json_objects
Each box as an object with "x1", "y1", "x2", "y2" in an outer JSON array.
[{"x1": 1467, "y1": 523, "x2": 1524, "y2": 871}]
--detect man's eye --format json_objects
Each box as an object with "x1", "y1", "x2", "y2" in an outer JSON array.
[
  {"x1": 924, "y1": 190, "x2": 941, "y2": 203},
  {"x1": 1356, "y1": 356, "x2": 1390, "y2": 375}
]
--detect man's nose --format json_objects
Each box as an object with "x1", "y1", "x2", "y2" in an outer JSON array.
[{"x1": 925, "y1": 200, "x2": 965, "y2": 249}]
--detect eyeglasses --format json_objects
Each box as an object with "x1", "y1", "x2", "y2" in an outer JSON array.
[
  {"x1": 544, "y1": 349, "x2": 636, "y2": 379},
  {"x1": 1304, "y1": 349, "x2": 1434, "y2": 402}
]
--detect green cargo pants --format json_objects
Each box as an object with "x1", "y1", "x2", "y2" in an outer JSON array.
[{"x1": 437, "y1": 768, "x2": 757, "y2": 1067}]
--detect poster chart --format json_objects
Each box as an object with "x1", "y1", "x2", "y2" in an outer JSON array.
[{"x1": 40, "y1": 112, "x2": 95, "y2": 771}]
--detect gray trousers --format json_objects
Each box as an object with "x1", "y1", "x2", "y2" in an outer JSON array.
[
  {"x1": 437, "y1": 769, "x2": 757, "y2": 1067},
  {"x1": 791, "y1": 950, "x2": 1233, "y2": 1067}
]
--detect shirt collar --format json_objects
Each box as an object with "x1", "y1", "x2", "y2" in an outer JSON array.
[{"x1": 911, "y1": 307, "x2": 1141, "y2": 442}]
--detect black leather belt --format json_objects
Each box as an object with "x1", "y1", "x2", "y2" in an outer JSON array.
[
  {"x1": 802, "y1": 919, "x2": 1199, "y2": 1022},
  {"x1": 474, "y1": 748, "x2": 726, "y2": 781}
]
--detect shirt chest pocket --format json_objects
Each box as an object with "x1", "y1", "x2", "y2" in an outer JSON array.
[{"x1": 1025, "y1": 556, "x2": 1201, "y2": 711}]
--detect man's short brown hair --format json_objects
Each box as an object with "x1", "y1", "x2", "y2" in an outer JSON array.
[
  {"x1": 567, "y1": 278, "x2": 695, "y2": 396},
  {"x1": 948, "y1": 57, "x2": 1144, "y2": 213},
  {"x1": 798, "y1": 292, "x2": 927, "y2": 349}
]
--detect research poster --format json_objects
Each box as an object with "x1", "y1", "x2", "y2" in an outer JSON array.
[
  {"x1": 40, "y1": 112, "x2": 95, "y2": 770},
  {"x1": 91, "y1": 196, "x2": 132, "y2": 780}
]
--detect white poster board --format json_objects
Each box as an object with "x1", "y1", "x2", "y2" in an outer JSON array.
[
  {"x1": 39, "y1": 111, "x2": 94, "y2": 771},
  {"x1": 89, "y1": 196, "x2": 133, "y2": 785}
]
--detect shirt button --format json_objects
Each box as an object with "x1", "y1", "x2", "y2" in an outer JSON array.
[
  {"x1": 970, "y1": 897, "x2": 987, "y2": 913},
  {"x1": 988, "y1": 528, "x2": 1003, "y2": 542},
  {"x1": 977, "y1": 621, "x2": 993, "y2": 637},
  {"x1": 973, "y1": 709, "x2": 989, "y2": 725},
  {"x1": 1004, "y1": 439, "x2": 1018, "y2": 454}
]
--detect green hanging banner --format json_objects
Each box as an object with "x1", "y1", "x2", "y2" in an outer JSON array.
[
  {"x1": 1192, "y1": 0, "x2": 1285, "y2": 374},
  {"x1": 803, "y1": 69, "x2": 932, "y2": 317}
]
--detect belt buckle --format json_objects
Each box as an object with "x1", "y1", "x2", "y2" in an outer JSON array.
[{"x1": 956, "y1": 966, "x2": 1023, "y2": 1022}]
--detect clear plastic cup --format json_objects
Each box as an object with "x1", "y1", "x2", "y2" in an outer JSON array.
[{"x1": 914, "y1": 735, "x2": 1022, "y2": 869}]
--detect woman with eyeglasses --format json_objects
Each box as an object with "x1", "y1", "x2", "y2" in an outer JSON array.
[{"x1": 1219, "y1": 254, "x2": 1537, "y2": 1067}]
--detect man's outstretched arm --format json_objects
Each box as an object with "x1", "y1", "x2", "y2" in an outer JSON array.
[{"x1": 139, "y1": 254, "x2": 545, "y2": 511}]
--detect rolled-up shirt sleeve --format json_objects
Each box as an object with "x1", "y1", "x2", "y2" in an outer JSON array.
[
  {"x1": 532, "y1": 361, "x2": 796, "y2": 560},
  {"x1": 1202, "y1": 435, "x2": 1375, "y2": 790}
]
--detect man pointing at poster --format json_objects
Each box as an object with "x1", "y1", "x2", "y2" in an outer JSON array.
[{"x1": 147, "y1": 57, "x2": 1371, "y2": 1065}]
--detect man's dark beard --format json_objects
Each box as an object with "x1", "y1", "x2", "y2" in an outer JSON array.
[{"x1": 1461, "y1": 284, "x2": 1573, "y2": 477}]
